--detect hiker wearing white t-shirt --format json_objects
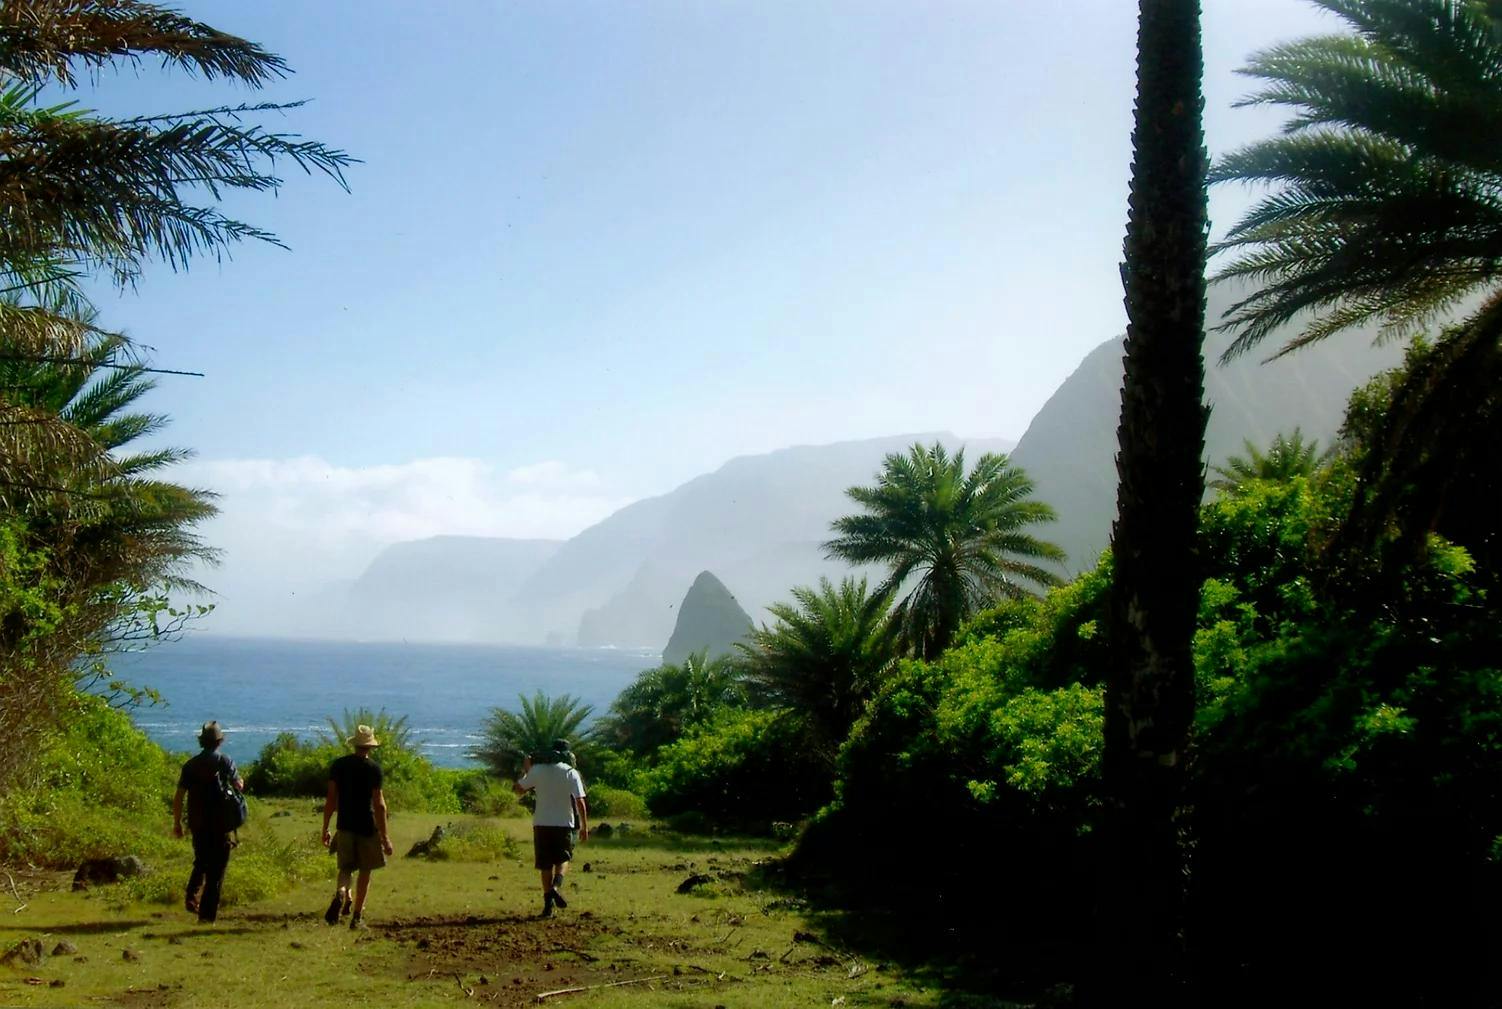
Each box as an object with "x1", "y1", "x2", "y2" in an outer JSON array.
[{"x1": 513, "y1": 738, "x2": 588, "y2": 918}]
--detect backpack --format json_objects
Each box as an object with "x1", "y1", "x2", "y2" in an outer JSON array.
[{"x1": 205, "y1": 756, "x2": 247, "y2": 834}]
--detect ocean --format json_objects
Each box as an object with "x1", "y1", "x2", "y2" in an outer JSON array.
[{"x1": 107, "y1": 635, "x2": 660, "y2": 767}]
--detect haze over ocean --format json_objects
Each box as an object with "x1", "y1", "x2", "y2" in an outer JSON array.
[{"x1": 108, "y1": 636, "x2": 657, "y2": 768}]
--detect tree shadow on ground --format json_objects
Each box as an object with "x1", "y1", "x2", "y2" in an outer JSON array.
[
  {"x1": 749, "y1": 864, "x2": 1081, "y2": 1009},
  {"x1": 12, "y1": 919, "x2": 155, "y2": 935}
]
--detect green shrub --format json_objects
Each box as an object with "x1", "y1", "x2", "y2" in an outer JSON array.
[
  {"x1": 419, "y1": 822, "x2": 520, "y2": 862},
  {"x1": 586, "y1": 783, "x2": 648, "y2": 820},
  {"x1": 0, "y1": 693, "x2": 178, "y2": 867},
  {"x1": 243, "y1": 731, "x2": 467, "y2": 814},
  {"x1": 116, "y1": 809, "x2": 324, "y2": 907},
  {"x1": 455, "y1": 774, "x2": 524, "y2": 817},
  {"x1": 243, "y1": 733, "x2": 339, "y2": 797},
  {"x1": 637, "y1": 708, "x2": 828, "y2": 830}
]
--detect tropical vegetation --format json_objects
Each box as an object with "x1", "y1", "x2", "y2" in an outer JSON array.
[
  {"x1": 4, "y1": 2, "x2": 1500, "y2": 1006},
  {"x1": 825, "y1": 441, "x2": 1064, "y2": 658}
]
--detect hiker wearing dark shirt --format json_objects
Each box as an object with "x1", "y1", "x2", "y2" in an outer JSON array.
[
  {"x1": 172, "y1": 721, "x2": 243, "y2": 924},
  {"x1": 320, "y1": 724, "x2": 393, "y2": 930}
]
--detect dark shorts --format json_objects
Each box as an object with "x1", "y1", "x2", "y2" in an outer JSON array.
[
  {"x1": 533, "y1": 826, "x2": 574, "y2": 870},
  {"x1": 334, "y1": 830, "x2": 386, "y2": 873}
]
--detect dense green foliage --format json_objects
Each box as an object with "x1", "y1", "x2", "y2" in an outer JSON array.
[
  {"x1": 1211, "y1": 0, "x2": 1502, "y2": 575},
  {"x1": 634, "y1": 707, "x2": 830, "y2": 829},
  {"x1": 737, "y1": 577, "x2": 895, "y2": 762},
  {"x1": 800, "y1": 426, "x2": 1501, "y2": 1000},
  {"x1": 243, "y1": 731, "x2": 496, "y2": 816},
  {"x1": 0, "y1": 1, "x2": 349, "y2": 804},
  {"x1": 597, "y1": 652, "x2": 745, "y2": 758},
  {"x1": 0, "y1": 691, "x2": 177, "y2": 866}
]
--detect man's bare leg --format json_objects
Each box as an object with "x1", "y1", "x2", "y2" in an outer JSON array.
[
  {"x1": 325, "y1": 870, "x2": 353, "y2": 925},
  {"x1": 353, "y1": 869, "x2": 372, "y2": 917}
]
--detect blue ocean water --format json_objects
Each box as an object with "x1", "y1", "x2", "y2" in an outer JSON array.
[{"x1": 107, "y1": 636, "x2": 659, "y2": 767}]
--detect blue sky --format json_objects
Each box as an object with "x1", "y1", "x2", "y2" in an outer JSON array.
[{"x1": 70, "y1": 0, "x2": 1334, "y2": 627}]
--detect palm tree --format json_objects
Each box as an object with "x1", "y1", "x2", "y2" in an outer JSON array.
[
  {"x1": 1210, "y1": 0, "x2": 1502, "y2": 562},
  {"x1": 1209, "y1": 428, "x2": 1332, "y2": 494},
  {"x1": 825, "y1": 442, "x2": 1063, "y2": 659},
  {"x1": 0, "y1": 1, "x2": 354, "y2": 507},
  {"x1": 1094, "y1": 0, "x2": 1209, "y2": 1004},
  {"x1": 0, "y1": 328, "x2": 218, "y2": 582},
  {"x1": 736, "y1": 577, "x2": 896, "y2": 763},
  {"x1": 473, "y1": 692, "x2": 596, "y2": 779},
  {"x1": 600, "y1": 651, "x2": 744, "y2": 756},
  {"x1": 0, "y1": 3, "x2": 353, "y2": 293},
  {"x1": 319, "y1": 709, "x2": 418, "y2": 758}
]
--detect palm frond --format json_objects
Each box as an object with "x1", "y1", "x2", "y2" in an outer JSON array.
[{"x1": 0, "y1": 0, "x2": 288, "y2": 87}]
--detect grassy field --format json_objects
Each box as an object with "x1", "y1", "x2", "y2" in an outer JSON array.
[{"x1": 0, "y1": 802, "x2": 970, "y2": 1009}]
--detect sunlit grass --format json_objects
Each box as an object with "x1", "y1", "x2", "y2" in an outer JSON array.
[{"x1": 0, "y1": 801, "x2": 944, "y2": 1008}]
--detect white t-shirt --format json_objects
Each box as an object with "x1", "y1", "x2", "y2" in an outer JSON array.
[{"x1": 518, "y1": 762, "x2": 586, "y2": 828}]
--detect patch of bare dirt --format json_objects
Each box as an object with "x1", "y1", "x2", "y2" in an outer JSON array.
[
  {"x1": 110, "y1": 981, "x2": 184, "y2": 1007},
  {"x1": 381, "y1": 911, "x2": 739, "y2": 1007}
]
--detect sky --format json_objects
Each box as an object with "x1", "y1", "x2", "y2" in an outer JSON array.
[{"x1": 70, "y1": 0, "x2": 1338, "y2": 630}]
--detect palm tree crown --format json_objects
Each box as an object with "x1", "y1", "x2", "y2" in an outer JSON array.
[
  {"x1": 600, "y1": 651, "x2": 744, "y2": 757},
  {"x1": 825, "y1": 442, "x2": 1063, "y2": 659},
  {"x1": 1210, "y1": 428, "x2": 1332, "y2": 494},
  {"x1": 473, "y1": 692, "x2": 595, "y2": 779},
  {"x1": 1211, "y1": 0, "x2": 1502, "y2": 562},
  {"x1": 737, "y1": 577, "x2": 895, "y2": 762},
  {"x1": 1211, "y1": 0, "x2": 1502, "y2": 356}
]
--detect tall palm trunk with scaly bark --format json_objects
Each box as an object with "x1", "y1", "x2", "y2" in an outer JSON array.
[{"x1": 1092, "y1": 1, "x2": 1208, "y2": 1004}]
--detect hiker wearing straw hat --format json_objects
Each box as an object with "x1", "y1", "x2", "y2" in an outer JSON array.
[
  {"x1": 172, "y1": 720, "x2": 243, "y2": 924},
  {"x1": 320, "y1": 724, "x2": 393, "y2": 930}
]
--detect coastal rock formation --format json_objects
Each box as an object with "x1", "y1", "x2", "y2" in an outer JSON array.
[{"x1": 661, "y1": 572, "x2": 753, "y2": 665}]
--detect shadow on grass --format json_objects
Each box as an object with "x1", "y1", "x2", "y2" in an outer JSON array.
[
  {"x1": 379, "y1": 913, "x2": 535, "y2": 932},
  {"x1": 589, "y1": 827, "x2": 785, "y2": 856},
  {"x1": 18, "y1": 919, "x2": 156, "y2": 935},
  {"x1": 142, "y1": 926, "x2": 259, "y2": 939},
  {"x1": 746, "y1": 863, "x2": 1079, "y2": 1009}
]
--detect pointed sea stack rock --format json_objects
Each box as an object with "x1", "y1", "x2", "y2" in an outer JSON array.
[{"x1": 661, "y1": 571, "x2": 753, "y2": 665}]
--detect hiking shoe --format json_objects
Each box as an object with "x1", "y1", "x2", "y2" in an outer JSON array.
[
  {"x1": 541, "y1": 892, "x2": 555, "y2": 918},
  {"x1": 324, "y1": 895, "x2": 342, "y2": 926},
  {"x1": 349, "y1": 914, "x2": 368, "y2": 931},
  {"x1": 185, "y1": 895, "x2": 199, "y2": 915},
  {"x1": 550, "y1": 887, "x2": 567, "y2": 909},
  {"x1": 341, "y1": 894, "x2": 353, "y2": 918}
]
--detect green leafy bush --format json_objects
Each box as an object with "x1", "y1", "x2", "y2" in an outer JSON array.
[
  {"x1": 637, "y1": 708, "x2": 828, "y2": 831},
  {"x1": 0, "y1": 693, "x2": 179, "y2": 866},
  {"x1": 243, "y1": 727, "x2": 470, "y2": 814},
  {"x1": 418, "y1": 822, "x2": 520, "y2": 862},
  {"x1": 585, "y1": 783, "x2": 648, "y2": 820},
  {"x1": 452, "y1": 770, "x2": 524, "y2": 817},
  {"x1": 116, "y1": 809, "x2": 325, "y2": 907}
]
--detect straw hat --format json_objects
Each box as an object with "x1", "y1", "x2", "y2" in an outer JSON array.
[
  {"x1": 198, "y1": 721, "x2": 225, "y2": 745},
  {"x1": 348, "y1": 724, "x2": 381, "y2": 748}
]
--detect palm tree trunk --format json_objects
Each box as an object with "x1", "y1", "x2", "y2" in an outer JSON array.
[{"x1": 1093, "y1": 1, "x2": 1208, "y2": 1005}]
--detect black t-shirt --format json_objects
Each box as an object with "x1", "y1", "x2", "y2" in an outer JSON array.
[
  {"x1": 177, "y1": 750, "x2": 238, "y2": 833},
  {"x1": 329, "y1": 753, "x2": 383, "y2": 836}
]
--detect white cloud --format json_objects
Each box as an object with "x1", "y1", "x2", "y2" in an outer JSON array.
[
  {"x1": 185, "y1": 455, "x2": 622, "y2": 545},
  {"x1": 172, "y1": 456, "x2": 632, "y2": 635}
]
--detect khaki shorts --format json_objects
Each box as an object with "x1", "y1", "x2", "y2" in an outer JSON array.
[{"x1": 334, "y1": 830, "x2": 386, "y2": 873}]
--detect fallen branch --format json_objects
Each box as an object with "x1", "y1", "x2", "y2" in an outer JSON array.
[
  {"x1": 535, "y1": 974, "x2": 669, "y2": 1002},
  {"x1": 4, "y1": 871, "x2": 25, "y2": 913},
  {"x1": 551, "y1": 946, "x2": 598, "y2": 963}
]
